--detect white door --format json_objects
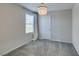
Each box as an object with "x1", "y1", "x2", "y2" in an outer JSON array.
[{"x1": 39, "y1": 15, "x2": 51, "y2": 39}]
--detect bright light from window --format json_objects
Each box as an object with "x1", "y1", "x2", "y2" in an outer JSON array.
[{"x1": 25, "y1": 14, "x2": 34, "y2": 33}]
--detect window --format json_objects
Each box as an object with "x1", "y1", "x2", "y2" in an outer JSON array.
[{"x1": 25, "y1": 14, "x2": 34, "y2": 33}]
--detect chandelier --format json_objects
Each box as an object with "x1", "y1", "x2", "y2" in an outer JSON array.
[{"x1": 38, "y1": 3, "x2": 47, "y2": 16}]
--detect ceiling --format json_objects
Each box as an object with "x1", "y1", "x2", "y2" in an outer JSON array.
[{"x1": 19, "y1": 3, "x2": 74, "y2": 12}]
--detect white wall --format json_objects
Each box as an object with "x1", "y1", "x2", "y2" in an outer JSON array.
[
  {"x1": 38, "y1": 15, "x2": 51, "y2": 40},
  {"x1": 72, "y1": 4, "x2": 79, "y2": 55},
  {"x1": 0, "y1": 4, "x2": 36, "y2": 55},
  {"x1": 39, "y1": 9, "x2": 72, "y2": 43}
]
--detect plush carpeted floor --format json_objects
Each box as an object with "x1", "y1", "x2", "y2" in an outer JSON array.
[{"x1": 5, "y1": 39, "x2": 78, "y2": 56}]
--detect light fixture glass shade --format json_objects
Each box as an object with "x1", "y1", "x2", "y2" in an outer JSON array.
[{"x1": 38, "y1": 3, "x2": 47, "y2": 16}]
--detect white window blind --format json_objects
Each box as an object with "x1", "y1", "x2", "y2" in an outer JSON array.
[{"x1": 25, "y1": 14, "x2": 34, "y2": 33}]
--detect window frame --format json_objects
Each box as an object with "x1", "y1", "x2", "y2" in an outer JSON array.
[{"x1": 25, "y1": 13, "x2": 35, "y2": 34}]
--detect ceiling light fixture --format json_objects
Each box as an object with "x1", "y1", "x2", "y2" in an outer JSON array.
[{"x1": 38, "y1": 3, "x2": 47, "y2": 16}]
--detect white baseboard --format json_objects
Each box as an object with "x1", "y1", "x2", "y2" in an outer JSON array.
[{"x1": 39, "y1": 39, "x2": 72, "y2": 44}]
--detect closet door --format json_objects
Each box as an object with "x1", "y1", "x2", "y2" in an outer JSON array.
[
  {"x1": 51, "y1": 11, "x2": 72, "y2": 43},
  {"x1": 39, "y1": 15, "x2": 51, "y2": 40},
  {"x1": 51, "y1": 13, "x2": 59, "y2": 41},
  {"x1": 50, "y1": 14, "x2": 55, "y2": 41},
  {"x1": 51, "y1": 12, "x2": 63, "y2": 41}
]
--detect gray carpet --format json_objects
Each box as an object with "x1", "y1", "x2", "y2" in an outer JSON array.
[{"x1": 5, "y1": 39, "x2": 78, "y2": 56}]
